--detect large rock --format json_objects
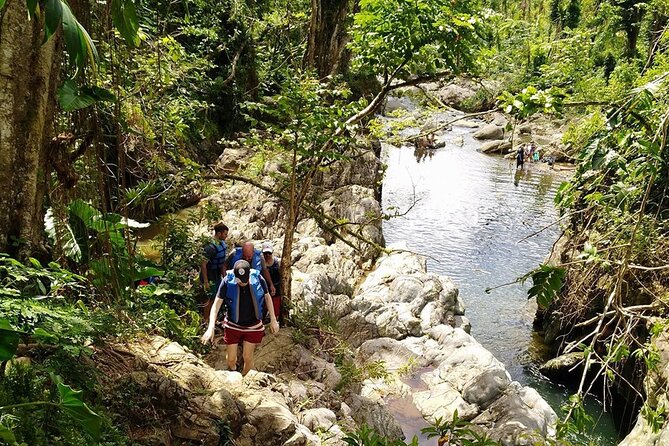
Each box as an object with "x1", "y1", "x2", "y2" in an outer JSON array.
[
  {"x1": 299, "y1": 408, "x2": 338, "y2": 432},
  {"x1": 472, "y1": 384, "x2": 557, "y2": 445},
  {"x1": 216, "y1": 145, "x2": 253, "y2": 172},
  {"x1": 479, "y1": 140, "x2": 512, "y2": 154},
  {"x1": 345, "y1": 393, "x2": 404, "y2": 440},
  {"x1": 435, "y1": 84, "x2": 477, "y2": 107},
  {"x1": 620, "y1": 329, "x2": 669, "y2": 445},
  {"x1": 340, "y1": 249, "x2": 465, "y2": 346},
  {"x1": 473, "y1": 124, "x2": 505, "y2": 140},
  {"x1": 538, "y1": 352, "x2": 586, "y2": 383}
]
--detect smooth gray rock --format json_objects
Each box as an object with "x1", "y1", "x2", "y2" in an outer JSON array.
[
  {"x1": 473, "y1": 124, "x2": 504, "y2": 140},
  {"x1": 299, "y1": 408, "x2": 338, "y2": 431},
  {"x1": 479, "y1": 139, "x2": 512, "y2": 153},
  {"x1": 538, "y1": 352, "x2": 585, "y2": 383},
  {"x1": 346, "y1": 394, "x2": 404, "y2": 440}
]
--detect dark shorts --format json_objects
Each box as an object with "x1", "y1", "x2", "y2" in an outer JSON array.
[
  {"x1": 199, "y1": 278, "x2": 220, "y2": 301},
  {"x1": 223, "y1": 320, "x2": 264, "y2": 344}
]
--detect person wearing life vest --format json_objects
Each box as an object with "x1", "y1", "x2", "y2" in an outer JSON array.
[
  {"x1": 200, "y1": 222, "x2": 229, "y2": 322},
  {"x1": 201, "y1": 260, "x2": 279, "y2": 375},
  {"x1": 261, "y1": 241, "x2": 282, "y2": 323},
  {"x1": 224, "y1": 241, "x2": 276, "y2": 297}
]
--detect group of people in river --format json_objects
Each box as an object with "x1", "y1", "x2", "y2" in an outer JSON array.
[
  {"x1": 198, "y1": 222, "x2": 282, "y2": 375},
  {"x1": 515, "y1": 141, "x2": 555, "y2": 170}
]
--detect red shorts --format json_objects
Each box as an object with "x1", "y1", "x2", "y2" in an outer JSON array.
[
  {"x1": 272, "y1": 295, "x2": 281, "y2": 318},
  {"x1": 223, "y1": 320, "x2": 264, "y2": 344}
]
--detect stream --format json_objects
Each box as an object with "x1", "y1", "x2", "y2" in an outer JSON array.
[{"x1": 381, "y1": 108, "x2": 619, "y2": 444}]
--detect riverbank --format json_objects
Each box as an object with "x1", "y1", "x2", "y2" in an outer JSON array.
[
  {"x1": 378, "y1": 92, "x2": 625, "y2": 444},
  {"x1": 116, "y1": 101, "x2": 564, "y2": 444}
]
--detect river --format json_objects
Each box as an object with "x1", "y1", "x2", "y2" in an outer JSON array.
[{"x1": 381, "y1": 111, "x2": 619, "y2": 444}]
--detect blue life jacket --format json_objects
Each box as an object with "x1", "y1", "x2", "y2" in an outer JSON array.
[
  {"x1": 224, "y1": 269, "x2": 265, "y2": 323},
  {"x1": 228, "y1": 247, "x2": 263, "y2": 272},
  {"x1": 207, "y1": 240, "x2": 227, "y2": 270}
]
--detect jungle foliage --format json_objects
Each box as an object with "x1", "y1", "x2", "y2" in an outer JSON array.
[{"x1": 4, "y1": 0, "x2": 669, "y2": 443}]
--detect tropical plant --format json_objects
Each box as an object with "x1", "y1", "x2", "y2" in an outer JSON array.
[{"x1": 0, "y1": 320, "x2": 101, "y2": 444}]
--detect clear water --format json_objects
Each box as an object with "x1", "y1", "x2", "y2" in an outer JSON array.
[{"x1": 381, "y1": 119, "x2": 619, "y2": 444}]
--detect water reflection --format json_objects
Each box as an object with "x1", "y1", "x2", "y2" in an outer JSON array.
[{"x1": 381, "y1": 125, "x2": 619, "y2": 444}]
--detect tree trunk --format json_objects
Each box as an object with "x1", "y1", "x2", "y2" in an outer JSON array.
[
  {"x1": 621, "y1": 1, "x2": 646, "y2": 59},
  {"x1": 0, "y1": 0, "x2": 61, "y2": 258},
  {"x1": 304, "y1": 0, "x2": 351, "y2": 78},
  {"x1": 280, "y1": 145, "x2": 299, "y2": 321},
  {"x1": 645, "y1": 13, "x2": 668, "y2": 69}
]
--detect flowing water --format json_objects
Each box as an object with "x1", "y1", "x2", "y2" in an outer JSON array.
[{"x1": 381, "y1": 112, "x2": 619, "y2": 444}]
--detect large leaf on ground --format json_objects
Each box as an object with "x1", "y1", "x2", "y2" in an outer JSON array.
[
  {"x1": 53, "y1": 375, "x2": 102, "y2": 442},
  {"x1": 0, "y1": 319, "x2": 21, "y2": 361},
  {"x1": 528, "y1": 265, "x2": 566, "y2": 309}
]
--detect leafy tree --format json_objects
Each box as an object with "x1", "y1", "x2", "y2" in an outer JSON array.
[{"x1": 565, "y1": 0, "x2": 581, "y2": 29}]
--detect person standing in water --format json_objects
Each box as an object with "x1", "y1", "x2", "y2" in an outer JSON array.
[{"x1": 516, "y1": 146, "x2": 524, "y2": 170}]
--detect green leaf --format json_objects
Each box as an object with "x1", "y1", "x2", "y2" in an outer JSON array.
[
  {"x1": 78, "y1": 22, "x2": 99, "y2": 70},
  {"x1": 58, "y1": 80, "x2": 99, "y2": 111},
  {"x1": 132, "y1": 267, "x2": 164, "y2": 281},
  {"x1": 45, "y1": 208, "x2": 83, "y2": 262},
  {"x1": 26, "y1": 0, "x2": 39, "y2": 19},
  {"x1": 112, "y1": 0, "x2": 140, "y2": 47},
  {"x1": 0, "y1": 0, "x2": 6, "y2": 11},
  {"x1": 0, "y1": 424, "x2": 17, "y2": 445},
  {"x1": 53, "y1": 376, "x2": 102, "y2": 441},
  {"x1": 528, "y1": 265, "x2": 566, "y2": 309},
  {"x1": 33, "y1": 328, "x2": 59, "y2": 344},
  {"x1": 61, "y1": 0, "x2": 85, "y2": 67},
  {"x1": 0, "y1": 319, "x2": 21, "y2": 361},
  {"x1": 43, "y1": 0, "x2": 63, "y2": 43}
]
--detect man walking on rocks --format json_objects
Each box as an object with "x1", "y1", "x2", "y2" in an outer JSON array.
[
  {"x1": 225, "y1": 241, "x2": 276, "y2": 297},
  {"x1": 200, "y1": 222, "x2": 228, "y2": 323},
  {"x1": 201, "y1": 260, "x2": 279, "y2": 375}
]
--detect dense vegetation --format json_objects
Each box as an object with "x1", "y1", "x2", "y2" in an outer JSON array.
[{"x1": 2, "y1": 0, "x2": 669, "y2": 444}]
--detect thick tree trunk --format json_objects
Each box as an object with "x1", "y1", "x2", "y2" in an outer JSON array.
[
  {"x1": 0, "y1": 0, "x2": 60, "y2": 258},
  {"x1": 304, "y1": 0, "x2": 351, "y2": 78}
]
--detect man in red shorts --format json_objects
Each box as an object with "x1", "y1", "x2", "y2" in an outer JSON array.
[{"x1": 201, "y1": 260, "x2": 279, "y2": 375}]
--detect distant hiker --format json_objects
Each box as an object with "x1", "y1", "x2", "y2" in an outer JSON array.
[
  {"x1": 524, "y1": 144, "x2": 531, "y2": 161},
  {"x1": 516, "y1": 146, "x2": 524, "y2": 170},
  {"x1": 261, "y1": 241, "x2": 282, "y2": 323},
  {"x1": 533, "y1": 146, "x2": 540, "y2": 162},
  {"x1": 201, "y1": 260, "x2": 279, "y2": 375},
  {"x1": 225, "y1": 241, "x2": 276, "y2": 297},
  {"x1": 528, "y1": 141, "x2": 536, "y2": 162},
  {"x1": 200, "y1": 222, "x2": 229, "y2": 323}
]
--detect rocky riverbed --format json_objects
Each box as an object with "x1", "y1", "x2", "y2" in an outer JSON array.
[{"x1": 105, "y1": 118, "x2": 564, "y2": 445}]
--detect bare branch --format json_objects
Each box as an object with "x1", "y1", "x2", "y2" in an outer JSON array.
[{"x1": 222, "y1": 43, "x2": 246, "y2": 86}]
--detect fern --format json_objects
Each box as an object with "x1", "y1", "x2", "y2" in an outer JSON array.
[{"x1": 527, "y1": 264, "x2": 566, "y2": 309}]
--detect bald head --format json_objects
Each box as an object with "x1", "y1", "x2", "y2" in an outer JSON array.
[{"x1": 242, "y1": 242, "x2": 254, "y2": 261}]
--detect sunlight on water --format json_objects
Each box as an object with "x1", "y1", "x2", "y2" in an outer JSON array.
[{"x1": 382, "y1": 120, "x2": 619, "y2": 445}]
